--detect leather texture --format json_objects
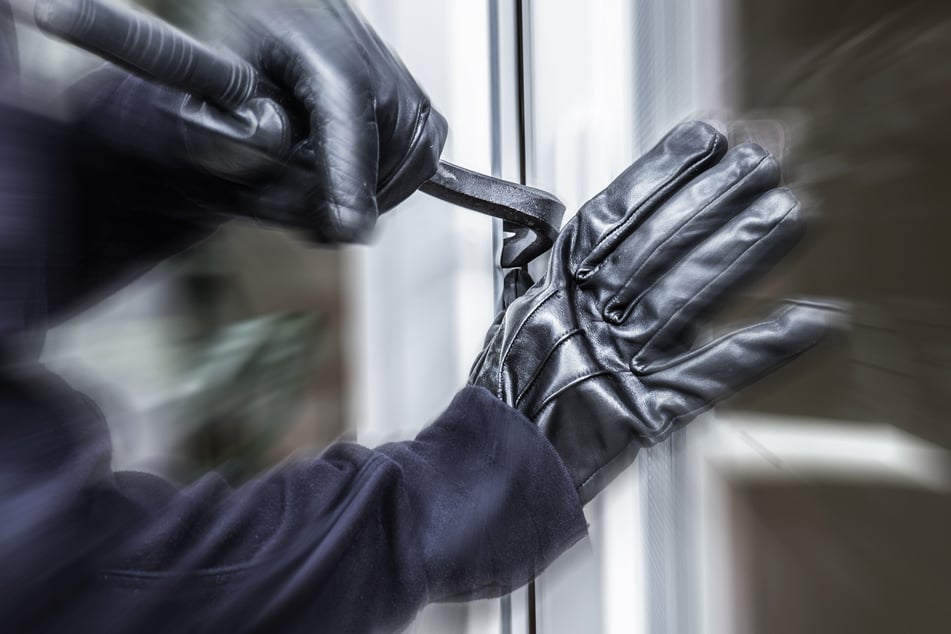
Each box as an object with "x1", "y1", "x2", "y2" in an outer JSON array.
[
  {"x1": 470, "y1": 121, "x2": 839, "y2": 504},
  {"x1": 240, "y1": 0, "x2": 448, "y2": 242},
  {"x1": 67, "y1": 0, "x2": 447, "y2": 244}
]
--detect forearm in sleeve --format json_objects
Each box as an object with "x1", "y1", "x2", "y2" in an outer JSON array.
[{"x1": 52, "y1": 385, "x2": 586, "y2": 632}]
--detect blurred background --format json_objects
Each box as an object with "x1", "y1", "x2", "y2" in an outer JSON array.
[{"x1": 12, "y1": 0, "x2": 951, "y2": 632}]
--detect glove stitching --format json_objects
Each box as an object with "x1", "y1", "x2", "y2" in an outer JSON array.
[
  {"x1": 605, "y1": 153, "x2": 772, "y2": 323},
  {"x1": 663, "y1": 323, "x2": 816, "y2": 431},
  {"x1": 322, "y1": 1, "x2": 384, "y2": 238},
  {"x1": 528, "y1": 369, "x2": 614, "y2": 420},
  {"x1": 631, "y1": 201, "x2": 799, "y2": 374},
  {"x1": 494, "y1": 286, "x2": 561, "y2": 400},
  {"x1": 291, "y1": 65, "x2": 344, "y2": 230},
  {"x1": 657, "y1": 300, "x2": 812, "y2": 373},
  {"x1": 577, "y1": 131, "x2": 725, "y2": 280},
  {"x1": 375, "y1": 98, "x2": 429, "y2": 195},
  {"x1": 513, "y1": 328, "x2": 584, "y2": 408}
]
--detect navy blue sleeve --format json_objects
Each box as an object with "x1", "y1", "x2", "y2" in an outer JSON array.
[{"x1": 3, "y1": 370, "x2": 586, "y2": 633}]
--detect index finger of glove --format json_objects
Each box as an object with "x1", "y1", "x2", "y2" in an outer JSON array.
[
  {"x1": 592, "y1": 143, "x2": 780, "y2": 320},
  {"x1": 571, "y1": 121, "x2": 727, "y2": 281},
  {"x1": 625, "y1": 187, "x2": 804, "y2": 369}
]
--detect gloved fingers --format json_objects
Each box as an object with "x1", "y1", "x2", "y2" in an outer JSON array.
[
  {"x1": 624, "y1": 188, "x2": 804, "y2": 370},
  {"x1": 479, "y1": 268, "x2": 535, "y2": 348},
  {"x1": 502, "y1": 268, "x2": 535, "y2": 309},
  {"x1": 326, "y1": 1, "x2": 448, "y2": 214},
  {"x1": 66, "y1": 66, "x2": 202, "y2": 170},
  {"x1": 513, "y1": 330, "x2": 605, "y2": 416},
  {"x1": 648, "y1": 299, "x2": 845, "y2": 420},
  {"x1": 312, "y1": 1, "x2": 447, "y2": 215},
  {"x1": 569, "y1": 121, "x2": 726, "y2": 281},
  {"x1": 257, "y1": 14, "x2": 380, "y2": 243},
  {"x1": 471, "y1": 269, "x2": 535, "y2": 375},
  {"x1": 374, "y1": 104, "x2": 447, "y2": 214},
  {"x1": 593, "y1": 143, "x2": 780, "y2": 318}
]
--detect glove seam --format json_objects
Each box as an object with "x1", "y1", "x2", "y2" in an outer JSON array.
[
  {"x1": 494, "y1": 286, "x2": 561, "y2": 401},
  {"x1": 375, "y1": 98, "x2": 430, "y2": 195},
  {"x1": 631, "y1": 200, "x2": 799, "y2": 373},
  {"x1": 576, "y1": 130, "x2": 725, "y2": 280},
  {"x1": 528, "y1": 369, "x2": 613, "y2": 420},
  {"x1": 605, "y1": 152, "x2": 772, "y2": 323},
  {"x1": 514, "y1": 327, "x2": 584, "y2": 408},
  {"x1": 666, "y1": 325, "x2": 818, "y2": 430},
  {"x1": 655, "y1": 300, "x2": 811, "y2": 373}
]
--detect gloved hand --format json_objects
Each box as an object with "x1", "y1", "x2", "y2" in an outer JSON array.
[
  {"x1": 68, "y1": 0, "x2": 447, "y2": 243},
  {"x1": 239, "y1": 0, "x2": 448, "y2": 242},
  {"x1": 470, "y1": 121, "x2": 840, "y2": 504},
  {"x1": 36, "y1": 0, "x2": 445, "y2": 323}
]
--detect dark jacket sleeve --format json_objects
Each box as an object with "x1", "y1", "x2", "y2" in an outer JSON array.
[{"x1": 3, "y1": 372, "x2": 586, "y2": 633}]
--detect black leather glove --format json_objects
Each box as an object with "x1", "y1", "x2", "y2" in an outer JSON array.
[
  {"x1": 470, "y1": 121, "x2": 839, "y2": 504},
  {"x1": 68, "y1": 0, "x2": 447, "y2": 244},
  {"x1": 232, "y1": 0, "x2": 447, "y2": 241},
  {"x1": 34, "y1": 0, "x2": 446, "y2": 321}
]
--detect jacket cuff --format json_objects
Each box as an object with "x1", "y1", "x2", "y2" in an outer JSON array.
[{"x1": 378, "y1": 385, "x2": 588, "y2": 601}]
